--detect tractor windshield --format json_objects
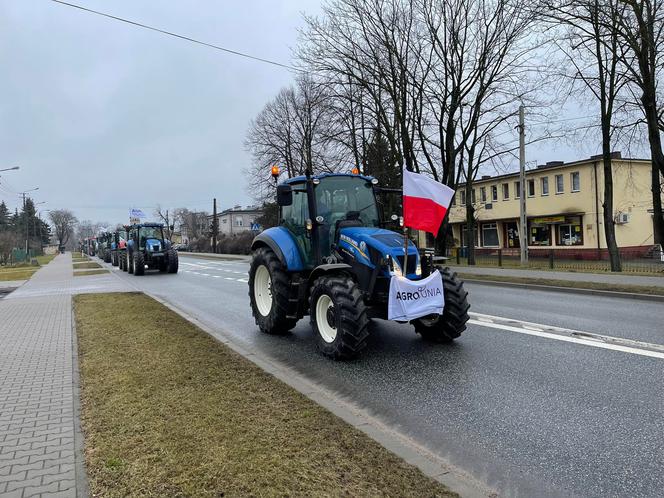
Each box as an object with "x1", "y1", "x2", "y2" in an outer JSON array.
[
  {"x1": 140, "y1": 227, "x2": 163, "y2": 241},
  {"x1": 315, "y1": 176, "x2": 380, "y2": 229}
]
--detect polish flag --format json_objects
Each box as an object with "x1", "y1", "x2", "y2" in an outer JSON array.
[{"x1": 403, "y1": 169, "x2": 455, "y2": 235}]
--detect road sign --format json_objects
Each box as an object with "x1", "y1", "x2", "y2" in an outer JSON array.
[{"x1": 251, "y1": 223, "x2": 261, "y2": 232}]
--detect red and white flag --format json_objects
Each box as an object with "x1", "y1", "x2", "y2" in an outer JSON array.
[{"x1": 403, "y1": 169, "x2": 455, "y2": 235}]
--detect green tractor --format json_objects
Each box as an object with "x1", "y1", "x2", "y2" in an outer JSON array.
[
  {"x1": 248, "y1": 171, "x2": 470, "y2": 360},
  {"x1": 126, "y1": 223, "x2": 178, "y2": 276},
  {"x1": 97, "y1": 232, "x2": 112, "y2": 263}
]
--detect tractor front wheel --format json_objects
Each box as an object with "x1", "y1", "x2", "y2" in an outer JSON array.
[
  {"x1": 412, "y1": 267, "x2": 470, "y2": 343},
  {"x1": 127, "y1": 253, "x2": 134, "y2": 274},
  {"x1": 248, "y1": 247, "x2": 297, "y2": 334},
  {"x1": 167, "y1": 249, "x2": 179, "y2": 274},
  {"x1": 310, "y1": 276, "x2": 369, "y2": 360},
  {"x1": 133, "y1": 252, "x2": 145, "y2": 276}
]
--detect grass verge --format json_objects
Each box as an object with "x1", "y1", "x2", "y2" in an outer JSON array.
[
  {"x1": 458, "y1": 272, "x2": 664, "y2": 296},
  {"x1": 73, "y1": 261, "x2": 102, "y2": 269},
  {"x1": 0, "y1": 253, "x2": 57, "y2": 281},
  {"x1": 74, "y1": 293, "x2": 455, "y2": 498},
  {"x1": 74, "y1": 269, "x2": 110, "y2": 277}
]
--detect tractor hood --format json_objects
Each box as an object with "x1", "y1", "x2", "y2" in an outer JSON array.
[
  {"x1": 338, "y1": 227, "x2": 418, "y2": 273},
  {"x1": 145, "y1": 238, "x2": 163, "y2": 252}
]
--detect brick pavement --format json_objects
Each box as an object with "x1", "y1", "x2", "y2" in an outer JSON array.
[{"x1": 0, "y1": 253, "x2": 130, "y2": 497}]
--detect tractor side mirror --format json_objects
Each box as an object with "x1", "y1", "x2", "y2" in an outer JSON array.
[{"x1": 276, "y1": 184, "x2": 293, "y2": 206}]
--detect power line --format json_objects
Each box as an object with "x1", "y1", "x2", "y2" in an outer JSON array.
[{"x1": 50, "y1": 0, "x2": 303, "y2": 73}]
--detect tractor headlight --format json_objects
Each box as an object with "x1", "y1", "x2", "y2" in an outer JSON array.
[{"x1": 387, "y1": 256, "x2": 403, "y2": 277}]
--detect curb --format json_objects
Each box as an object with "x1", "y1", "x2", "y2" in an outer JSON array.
[
  {"x1": 461, "y1": 277, "x2": 664, "y2": 302},
  {"x1": 178, "y1": 252, "x2": 250, "y2": 262},
  {"x1": 70, "y1": 300, "x2": 90, "y2": 498},
  {"x1": 147, "y1": 294, "x2": 495, "y2": 498}
]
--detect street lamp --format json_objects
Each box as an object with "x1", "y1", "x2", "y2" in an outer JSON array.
[{"x1": 0, "y1": 166, "x2": 19, "y2": 173}]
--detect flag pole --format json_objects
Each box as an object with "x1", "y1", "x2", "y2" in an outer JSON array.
[{"x1": 402, "y1": 225, "x2": 409, "y2": 277}]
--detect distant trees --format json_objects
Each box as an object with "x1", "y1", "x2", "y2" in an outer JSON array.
[
  {"x1": 49, "y1": 209, "x2": 78, "y2": 249},
  {"x1": 0, "y1": 197, "x2": 51, "y2": 262}
]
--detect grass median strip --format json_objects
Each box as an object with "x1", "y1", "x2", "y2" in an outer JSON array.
[
  {"x1": 74, "y1": 293, "x2": 454, "y2": 497},
  {"x1": 74, "y1": 269, "x2": 110, "y2": 277},
  {"x1": 458, "y1": 272, "x2": 664, "y2": 296},
  {"x1": 73, "y1": 261, "x2": 102, "y2": 269}
]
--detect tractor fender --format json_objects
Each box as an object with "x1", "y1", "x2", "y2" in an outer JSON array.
[
  {"x1": 251, "y1": 227, "x2": 304, "y2": 271},
  {"x1": 308, "y1": 263, "x2": 353, "y2": 285}
]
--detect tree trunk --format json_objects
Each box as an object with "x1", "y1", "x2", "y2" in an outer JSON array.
[
  {"x1": 465, "y1": 183, "x2": 476, "y2": 266},
  {"x1": 601, "y1": 153, "x2": 622, "y2": 271},
  {"x1": 651, "y1": 163, "x2": 664, "y2": 245}
]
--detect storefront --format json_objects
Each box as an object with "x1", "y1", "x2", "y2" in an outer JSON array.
[{"x1": 527, "y1": 215, "x2": 583, "y2": 247}]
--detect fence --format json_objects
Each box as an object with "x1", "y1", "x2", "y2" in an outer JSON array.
[{"x1": 450, "y1": 245, "x2": 664, "y2": 274}]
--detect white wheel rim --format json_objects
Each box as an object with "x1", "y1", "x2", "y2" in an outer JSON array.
[
  {"x1": 254, "y1": 265, "x2": 273, "y2": 316},
  {"x1": 315, "y1": 294, "x2": 337, "y2": 343}
]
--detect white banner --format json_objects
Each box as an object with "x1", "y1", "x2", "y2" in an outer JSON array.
[{"x1": 388, "y1": 271, "x2": 444, "y2": 321}]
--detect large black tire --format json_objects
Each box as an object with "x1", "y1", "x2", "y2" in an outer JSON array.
[
  {"x1": 248, "y1": 247, "x2": 297, "y2": 334},
  {"x1": 412, "y1": 267, "x2": 470, "y2": 343},
  {"x1": 121, "y1": 253, "x2": 127, "y2": 272},
  {"x1": 127, "y1": 253, "x2": 134, "y2": 274},
  {"x1": 104, "y1": 251, "x2": 111, "y2": 264},
  {"x1": 111, "y1": 252, "x2": 118, "y2": 267},
  {"x1": 167, "y1": 249, "x2": 179, "y2": 274},
  {"x1": 310, "y1": 276, "x2": 369, "y2": 360},
  {"x1": 133, "y1": 251, "x2": 145, "y2": 276}
]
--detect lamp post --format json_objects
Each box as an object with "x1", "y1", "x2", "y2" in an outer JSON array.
[
  {"x1": 19, "y1": 187, "x2": 39, "y2": 254},
  {"x1": 0, "y1": 166, "x2": 19, "y2": 173}
]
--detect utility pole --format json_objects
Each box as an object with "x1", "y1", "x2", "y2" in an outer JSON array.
[
  {"x1": 518, "y1": 105, "x2": 528, "y2": 265},
  {"x1": 212, "y1": 198, "x2": 218, "y2": 254}
]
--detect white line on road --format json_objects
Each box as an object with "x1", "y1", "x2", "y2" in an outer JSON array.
[{"x1": 468, "y1": 313, "x2": 664, "y2": 360}]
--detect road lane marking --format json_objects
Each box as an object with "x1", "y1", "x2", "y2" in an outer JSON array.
[
  {"x1": 468, "y1": 312, "x2": 664, "y2": 360},
  {"x1": 237, "y1": 278, "x2": 248, "y2": 283}
]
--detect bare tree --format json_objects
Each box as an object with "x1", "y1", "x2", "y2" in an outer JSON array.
[
  {"x1": 154, "y1": 204, "x2": 174, "y2": 241},
  {"x1": 48, "y1": 209, "x2": 78, "y2": 249}
]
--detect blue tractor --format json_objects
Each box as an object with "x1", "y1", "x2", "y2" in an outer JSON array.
[
  {"x1": 248, "y1": 171, "x2": 470, "y2": 359},
  {"x1": 126, "y1": 223, "x2": 178, "y2": 276}
]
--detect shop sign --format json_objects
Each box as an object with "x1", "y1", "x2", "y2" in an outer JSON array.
[{"x1": 531, "y1": 215, "x2": 566, "y2": 224}]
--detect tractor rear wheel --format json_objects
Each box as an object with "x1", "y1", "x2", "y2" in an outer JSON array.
[
  {"x1": 248, "y1": 247, "x2": 297, "y2": 334},
  {"x1": 133, "y1": 252, "x2": 145, "y2": 276},
  {"x1": 412, "y1": 267, "x2": 470, "y2": 343},
  {"x1": 118, "y1": 253, "x2": 124, "y2": 270},
  {"x1": 310, "y1": 276, "x2": 369, "y2": 360},
  {"x1": 167, "y1": 249, "x2": 179, "y2": 273},
  {"x1": 127, "y1": 253, "x2": 134, "y2": 274}
]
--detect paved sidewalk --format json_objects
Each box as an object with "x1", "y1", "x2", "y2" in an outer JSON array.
[
  {"x1": 0, "y1": 254, "x2": 130, "y2": 497},
  {"x1": 447, "y1": 264, "x2": 664, "y2": 287}
]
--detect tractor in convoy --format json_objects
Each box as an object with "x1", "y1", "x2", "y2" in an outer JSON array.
[
  {"x1": 110, "y1": 227, "x2": 127, "y2": 267},
  {"x1": 125, "y1": 223, "x2": 178, "y2": 275},
  {"x1": 118, "y1": 226, "x2": 131, "y2": 272},
  {"x1": 97, "y1": 232, "x2": 112, "y2": 263},
  {"x1": 248, "y1": 171, "x2": 470, "y2": 360}
]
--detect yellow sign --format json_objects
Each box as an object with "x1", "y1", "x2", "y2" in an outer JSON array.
[{"x1": 531, "y1": 216, "x2": 565, "y2": 224}]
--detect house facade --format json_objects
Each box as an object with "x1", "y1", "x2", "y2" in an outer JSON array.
[
  {"x1": 216, "y1": 206, "x2": 263, "y2": 236},
  {"x1": 446, "y1": 153, "x2": 662, "y2": 257}
]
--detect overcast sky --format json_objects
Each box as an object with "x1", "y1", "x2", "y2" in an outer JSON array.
[{"x1": 0, "y1": 0, "x2": 631, "y2": 227}]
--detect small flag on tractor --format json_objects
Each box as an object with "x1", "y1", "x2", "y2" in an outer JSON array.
[{"x1": 403, "y1": 169, "x2": 455, "y2": 236}]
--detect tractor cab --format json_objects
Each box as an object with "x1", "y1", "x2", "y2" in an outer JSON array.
[{"x1": 276, "y1": 173, "x2": 420, "y2": 278}]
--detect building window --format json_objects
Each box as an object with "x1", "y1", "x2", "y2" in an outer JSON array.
[
  {"x1": 514, "y1": 181, "x2": 521, "y2": 199},
  {"x1": 555, "y1": 174, "x2": 564, "y2": 194},
  {"x1": 471, "y1": 189, "x2": 476, "y2": 204},
  {"x1": 235, "y1": 218, "x2": 243, "y2": 227},
  {"x1": 451, "y1": 195, "x2": 456, "y2": 206},
  {"x1": 481, "y1": 223, "x2": 499, "y2": 247},
  {"x1": 491, "y1": 185, "x2": 498, "y2": 202},
  {"x1": 541, "y1": 177, "x2": 549, "y2": 196},
  {"x1": 222, "y1": 218, "x2": 227, "y2": 224},
  {"x1": 480, "y1": 187, "x2": 487, "y2": 203},
  {"x1": 527, "y1": 179, "x2": 535, "y2": 197},
  {"x1": 571, "y1": 171, "x2": 580, "y2": 192},
  {"x1": 528, "y1": 222, "x2": 552, "y2": 246},
  {"x1": 460, "y1": 190, "x2": 466, "y2": 205},
  {"x1": 558, "y1": 216, "x2": 583, "y2": 245},
  {"x1": 502, "y1": 183, "x2": 509, "y2": 200}
]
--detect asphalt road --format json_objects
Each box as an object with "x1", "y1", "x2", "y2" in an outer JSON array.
[{"x1": 105, "y1": 254, "x2": 664, "y2": 498}]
